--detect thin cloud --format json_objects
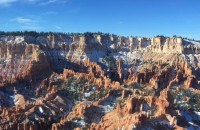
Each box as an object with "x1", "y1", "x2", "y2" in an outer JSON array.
[
  {"x1": 39, "y1": 0, "x2": 68, "y2": 6},
  {"x1": 0, "y1": 0, "x2": 18, "y2": 6},
  {"x1": 11, "y1": 17, "x2": 33, "y2": 24},
  {"x1": 0, "y1": 0, "x2": 39, "y2": 7},
  {"x1": 0, "y1": 0, "x2": 68, "y2": 7},
  {"x1": 10, "y1": 17, "x2": 42, "y2": 31},
  {"x1": 39, "y1": 0, "x2": 56, "y2": 5},
  {"x1": 54, "y1": 25, "x2": 61, "y2": 30}
]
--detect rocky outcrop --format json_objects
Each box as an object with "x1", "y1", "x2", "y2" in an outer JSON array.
[
  {"x1": 0, "y1": 42, "x2": 50, "y2": 87},
  {"x1": 0, "y1": 85, "x2": 72, "y2": 130},
  {"x1": 151, "y1": 37, "x2": 183, "y2": 53},
  {"x1": 0, "y1": 33, "x2": 200, "y2": 130}
]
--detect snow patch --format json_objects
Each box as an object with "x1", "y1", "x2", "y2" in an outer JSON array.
[{"x1": 39, "y1": 106, "x2": 44, "y2": 113}]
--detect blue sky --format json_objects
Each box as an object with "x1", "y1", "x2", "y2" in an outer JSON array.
[{"x1": 0, "y1": 0, "x2": 200, "y2": 39}]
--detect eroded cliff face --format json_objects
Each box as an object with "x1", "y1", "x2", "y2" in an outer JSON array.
[
  {"x1": 0, "y1": 33, "x2": 200, "y2": 130},
  {"x1": 0, "y1": 40, "x2": 50, "y2": 87},
  {"x1": 150, "y1": 37, "x2": 183, "y2": 53}
]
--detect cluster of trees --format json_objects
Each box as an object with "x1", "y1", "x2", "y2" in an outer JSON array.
[
  {"x1": 173, "y1": 35, "x2": 200, "y2": 42},
  {"x1": 156, "y1": 35, "x2": 168, "y2": 38},
  {"x1": 102, "y1": 55, "x2": 117, "y2": 70},
  {"x1": 172, "y1": 35, "x2": 182, "y2": 38},
  {"x1": 156, "y1": 35, "x2": 183, "y2": 39},
  {"x1": 0, "y1": 31, "x2": 118, "y2": 38},
  {"x1": 183, "y1": 37, "x2": 200, "y2": 42},
  {"x1": 58, "y1": 75, "x2": 109, "y2": 102},
  {"x1": 76, "y1": 32, "x2": 116, "y2": 37},
  {"x1": 0, "y1": 31, "x2": 55, "y2": 37},
  {"x1": 0, "y1": 59, "x2": 4, "y2": 64},
  {"x1": 156, "y1": 35, "x2": 183, "y2": 38},
  {"x1": 155, "y1": 35, "x2": 199, "y2": 42},
  {"x1": 173, "y1": 88, "x2": 200, "y2": 111},
  {"x1": 1, "y1": 31, "x2": 199, "y2": 41}
]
